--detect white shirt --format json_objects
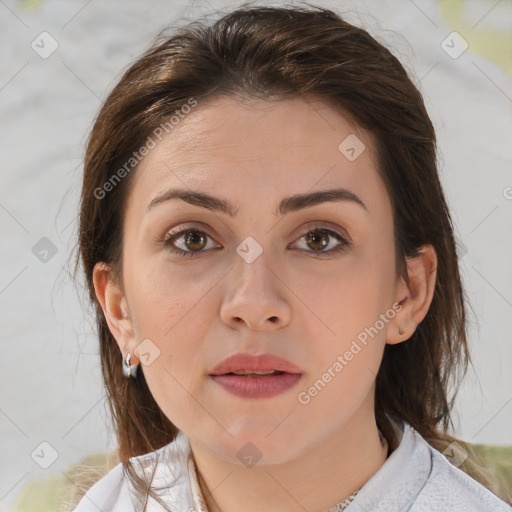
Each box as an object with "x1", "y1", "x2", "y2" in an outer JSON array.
[{"x1": 70, "y1": 418, "x2": 512, "y2": 512}]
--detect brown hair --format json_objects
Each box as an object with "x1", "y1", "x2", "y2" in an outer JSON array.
[{"x1": 74, "y1": 2, "x2": 510, "y2": 508}]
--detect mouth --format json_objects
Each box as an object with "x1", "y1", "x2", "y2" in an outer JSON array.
[
  {"x1": 209, "y1": 370, "x2": 302, "y2": 398},
  {"x1": 208, "y1": 353, "x2": 303, "y2": 398},
  {"x1": 221, "y1": 370, "x2": 287, "y2": 376},
  {"x1": 209, "y1": 353, "x2": 303, "y2": 376}
]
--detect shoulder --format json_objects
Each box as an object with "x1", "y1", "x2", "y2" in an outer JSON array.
[
  {"x1": 410, "y1": 434, "x2": 512, "y2": 512},
  {"x1": 349, "y1": 419, "x2": 511, "y2": 512}
]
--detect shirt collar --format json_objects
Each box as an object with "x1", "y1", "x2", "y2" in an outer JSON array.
[
  {"x1": 128, "y1": 429, "x2": 201, "y2": 512},
  {"x1": 128, "y1": 415, "x2": 429, "y2": 512},
  {"x1": 345, "y1": 417, "x2": 433, "y2": 511}
]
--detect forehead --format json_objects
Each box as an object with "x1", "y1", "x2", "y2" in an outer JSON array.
[{"x1": 126, "y1": 95, "x2": 387, "y2": 216}]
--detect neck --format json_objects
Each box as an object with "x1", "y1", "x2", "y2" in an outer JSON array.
[{"x1": 191, "y1": 407, "x2": 390, "y2": 512}]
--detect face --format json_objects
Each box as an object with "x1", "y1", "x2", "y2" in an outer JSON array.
[{"x1": 98, "y1": 96, "x2": 406, "y2": 465}]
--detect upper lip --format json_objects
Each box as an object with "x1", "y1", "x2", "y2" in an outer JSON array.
[{"x1": 209, "y1": 353, "x2": 302, "y2": 375}]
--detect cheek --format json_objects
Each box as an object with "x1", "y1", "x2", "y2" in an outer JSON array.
[
  {"x1": 292, "y1": 249, "x2": 390, "y2": 340},
  {"x1": 125, "y1": 261, "x2": 214, "y2": 396},
  {"x1": 128, "y1": 254, "x2": 221, "y2": 338},
  {"x1": 294, "y1": 244, "x2": 393, "y2": 390}
]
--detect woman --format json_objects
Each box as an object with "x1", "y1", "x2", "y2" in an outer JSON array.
[{"x1": 70, "y1": 3, "x2": 511, "y2": 511}]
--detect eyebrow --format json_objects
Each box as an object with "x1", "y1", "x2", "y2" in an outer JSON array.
[{"x1": 146, "y1": 187, "x2": 367, "y2": 216}]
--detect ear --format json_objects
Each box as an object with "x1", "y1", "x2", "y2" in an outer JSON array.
[
  {"x1": 387, "y1": 244, "x2": 438, "y2": 345},
  {"x1": 92, "y1": 262, "x2": 140, "y2": 365}
]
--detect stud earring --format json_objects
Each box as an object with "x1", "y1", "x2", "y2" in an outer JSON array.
[{"x1": 122, "y1": 352, "x2": 139, "y2": 379}]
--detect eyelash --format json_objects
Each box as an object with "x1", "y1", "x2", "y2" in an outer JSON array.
[{"x1": 161, "y1": 225, "x2": 351, "y2": 258}]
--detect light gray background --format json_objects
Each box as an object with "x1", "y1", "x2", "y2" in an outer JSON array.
[{"x1": 1, "y1": 0, "x2": 511, "y2": 510}]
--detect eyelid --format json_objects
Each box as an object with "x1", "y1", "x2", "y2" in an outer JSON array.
[
  {"x1": 291, "y1": 220, "x2": 352, "y2": 243},
  {"x1": 163, "y1": 220, "x2": 350, "y2": 242},
  {"x1": 161, "y1": 225, "x2": 220, "y2": 258},
  {"x1": 161, "y1": 220, "x2": 352, "y2": 256},
  {"x1": 162, "y1": 223, "x2": 221, "y2": 250},
  {"x1": 289, "y1": 224, "x2": 351, "y2": 256},
  {"x1": 163, "y1": 221, "x2": 216, "y2": 241}
]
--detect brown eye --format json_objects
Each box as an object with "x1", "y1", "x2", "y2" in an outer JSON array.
[
  {"x1": 305, "y1": 229, "x2": 330, "y2": 251},
  {"x1": 182, "y1": 230, "x2": 207, "y2": 251},
  {"x1": 164, "y1": 228, "x2": 218, "y2": 257},
  {"x1": 295, "y1": 227, "x2": 350, "y2": 256}
]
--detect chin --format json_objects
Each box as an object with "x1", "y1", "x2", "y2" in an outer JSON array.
[{"x1": 212, "y1": 426, "x2": 309, "y2": 466}]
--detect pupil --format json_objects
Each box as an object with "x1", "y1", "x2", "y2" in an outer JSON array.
[
  {"x1": 186, "y1": 231, "x2": 206, "y2": 251},
  {"x1": 307, "y1": 230, "x2": 328, "y2": 251}
]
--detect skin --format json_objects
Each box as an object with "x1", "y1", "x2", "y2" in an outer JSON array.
[{"x1": 93, "y1": 96, "x2": 437, "y2": 512}]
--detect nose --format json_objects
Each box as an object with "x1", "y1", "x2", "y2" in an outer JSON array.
[{"x1": 219, "y1": 249, "x2": 292, "y2": 331}]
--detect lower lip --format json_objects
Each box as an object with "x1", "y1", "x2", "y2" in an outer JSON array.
[{"x1": 210, "y1": 372, "x2": 302, "y2": 398}]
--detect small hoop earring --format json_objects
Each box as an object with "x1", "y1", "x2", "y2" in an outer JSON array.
[
  {"x1": 122, "y1": 352, "x2": 139, "y2": 379},
  {"x1": 398, "y1": 326, "x2": 404, "y2": 336}
]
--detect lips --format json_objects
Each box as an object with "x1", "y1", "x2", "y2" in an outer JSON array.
[
  {"x1": 209, "y1": 353, "x2": 303, "y2": 398},
  {"x1": 209, "y1": 352, "x2": 302, "y2": 376}
]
